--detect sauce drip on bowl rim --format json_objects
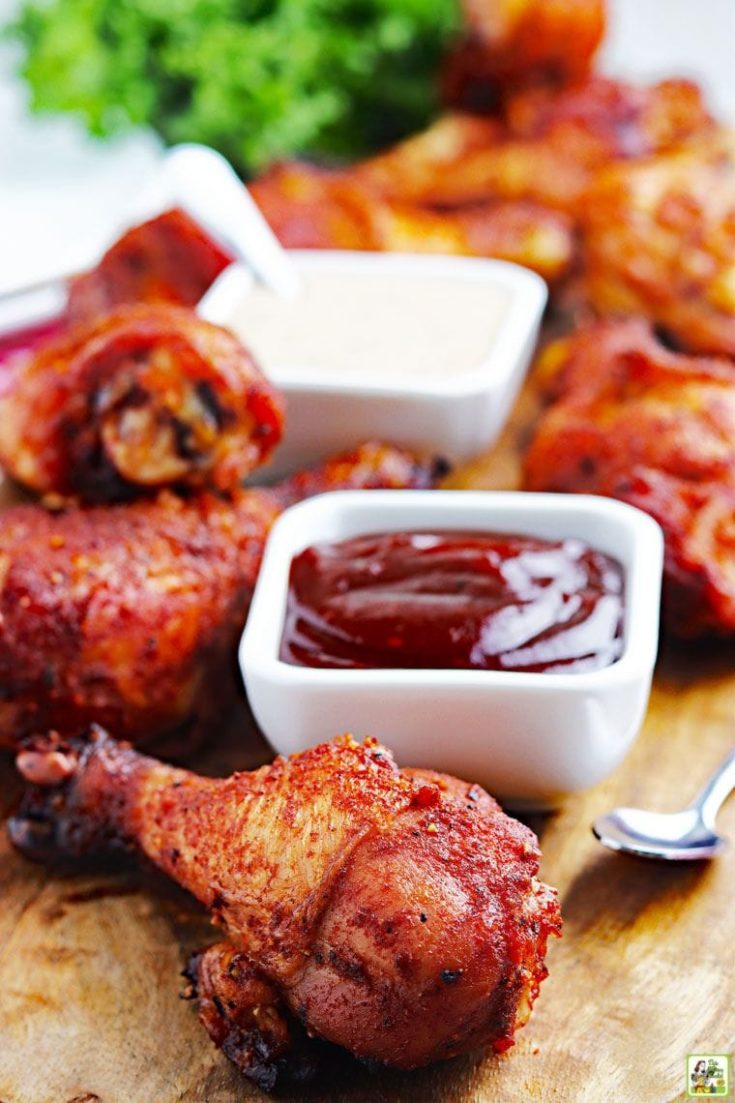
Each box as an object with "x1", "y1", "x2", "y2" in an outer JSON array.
[{"x1": 280, "y1": 530, "x2": 625, "y2": 673}]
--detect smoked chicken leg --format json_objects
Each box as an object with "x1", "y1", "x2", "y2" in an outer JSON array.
[
  {"x1": 443, "y1": 0, "x2": 606, "y2": 109},
  {"x1": 0, "y1": 303, "x2": 284, "y2": 501},
  {"x1": 250, "y1": 160, "x2": 575, "y2": 283},
  {"x1": 250, "y1": 77, "x2": 712, "y2": 286},
  {"x1": 0, "y1": 442, "x2": 439, "y2": 751},
  {"x1": 523, "y1": 319, "x2": 735, "y2": 637},
  {"x1": 580, "y1": 129, "x2": 735, "y2": 357},
  {"x1": 11, "y1": 729, "x2": 561, "y2": 1090},
  {"x1": 358, "y1": 78, "x2": 711, "y2": 213}
]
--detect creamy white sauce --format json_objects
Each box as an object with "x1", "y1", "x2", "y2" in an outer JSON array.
[{"x1": 228, "y1": 271, "x2": 511, "y2": 382}]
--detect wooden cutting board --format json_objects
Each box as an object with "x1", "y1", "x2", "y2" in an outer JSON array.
[{"x1": 0, "y1": 380, "x2": 733, "y2": 1103}]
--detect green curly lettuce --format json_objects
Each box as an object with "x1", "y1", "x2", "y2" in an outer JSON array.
[{"x1": 10, "y1": 0, "x2": 461, "y2": 174}]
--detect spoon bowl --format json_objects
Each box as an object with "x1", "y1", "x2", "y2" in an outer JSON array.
[
  {"x1": 593, "y1": 747, "x2": 735, "y2": 861},
  {"x1": 593, "y1": 807, "x2": 727, "y2": 860}
]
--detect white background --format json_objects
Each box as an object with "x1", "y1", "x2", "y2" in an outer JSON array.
[{"x1": 1, "y1": 0, "x2": 733, "y2": 294}]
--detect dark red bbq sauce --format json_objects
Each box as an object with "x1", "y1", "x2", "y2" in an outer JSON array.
[{"x1": 280, "y1": 531, "x2": 625, "y2": 673}]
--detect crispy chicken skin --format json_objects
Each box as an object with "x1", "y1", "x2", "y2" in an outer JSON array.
[
  {"x1": 251, "y1": 161, "x2": 575, "y2": 283},
  {"x1": 384, "y1": 126, "x2": 597, "y2": 213},
  {"x1": 67, "y1": 209, "x2": 231, "y2": 322},
  {"x1": 377, "y1": 200, "x2": 574, "y2": 283},
  {"x1": 250, "y1": 163, "x2": 380, "y2": 252},
  {"x1": 354, "y1": 113, "x2": 506, "y2": 202},
  {"x1": 525, "y1": 318, "x2": 735, "y2": 493},
  {"x1": 524, "y1": 320, "x2": 735, "y2": 636},
  {"x1": 443, "y1": 0, "x2": 606, "y2": 109},
  {"x1": 0, "y1": 304, "x2": 284, "y2": 501},
  {"x1": 613, "y1": 471, "x2": 735, "y2": 639},
  {"x1": 10, "y1": 730, "x2": 561, "y2": 1089},
  {"x1": 581, "y1": 130, "x2": 735, "y2": 357},
  {"x1": 524, "y1": 319, "x2": 735, "y2": 493},
  {"x1": 0, "y1": 443, "x2": 438, "y2": 751},
  {"x1": 361, "y1": 79, "x2": 712, "y2": 213},
  {"x1": 504, "y1": 76, "x2": 712, "y2": 150},
  {"x1": 251, "y1": 78, "x2": 711, "y2": 282}
]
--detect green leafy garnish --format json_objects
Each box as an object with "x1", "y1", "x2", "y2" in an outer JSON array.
[{"x1": 10, "y1": 0, "x2": 461, "y2": 174}]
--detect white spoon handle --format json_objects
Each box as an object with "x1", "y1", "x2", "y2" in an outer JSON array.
[{"x1": 163, "y1": 144, "x2": 301, "y2": 300}]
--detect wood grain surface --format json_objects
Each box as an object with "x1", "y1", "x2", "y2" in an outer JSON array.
[{"x1": 0, "y1": 381, "x2": 733, "y2": 1103}]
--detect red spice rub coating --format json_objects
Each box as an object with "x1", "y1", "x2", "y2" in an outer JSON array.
[
  {"x1": 67, "y1": 208, "x2": 231, "y2": 322},
  {"x1": 524, "y1": 319, "x2": 735, "y2": 637},
  {"x1": 0, "y1": 442, "x2": 438, "y2": 750},
  {"x1": 0, "y1": 488, "x2": 276, "y2": 748},
  {"x1": 11, "y1": 730, "x2": 561, "y2": 1088}
]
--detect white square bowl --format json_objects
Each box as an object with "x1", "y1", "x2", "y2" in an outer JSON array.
[
  {"x1": 240, "y1": 490, "x2": 664, "y2": 807},
  {"x1": 199, "y1": 252, "x2": 547, "y2": 478}
]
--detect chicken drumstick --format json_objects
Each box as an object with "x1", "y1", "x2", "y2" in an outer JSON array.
[
  {"x1": 0, "y1": 304, "x2": 284, "y2": 501},
  {"x1": 0, "y1": 442, "x2": 438, "y2": 752},
  {"x1": 11, "y1": 728, "x2": 561, "y2": 1091},
  {"x1": 443, "y1": 0, "x2": 606, "y2": 109},
  {"x1": 523, "y1": 319, "x2": 735, "y2": 637}
]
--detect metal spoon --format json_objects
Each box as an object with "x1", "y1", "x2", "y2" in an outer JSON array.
[{"x1": 593, "y1": 747, "x2": 735, "y2": 860}]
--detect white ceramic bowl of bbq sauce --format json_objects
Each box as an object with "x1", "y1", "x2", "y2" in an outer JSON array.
[
  {"x1": 199, "y1": 252, "x2": 547, "y2": 479},
  {"x1": 240, "y1": 490, "x2": 664, "y2": 808}
]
